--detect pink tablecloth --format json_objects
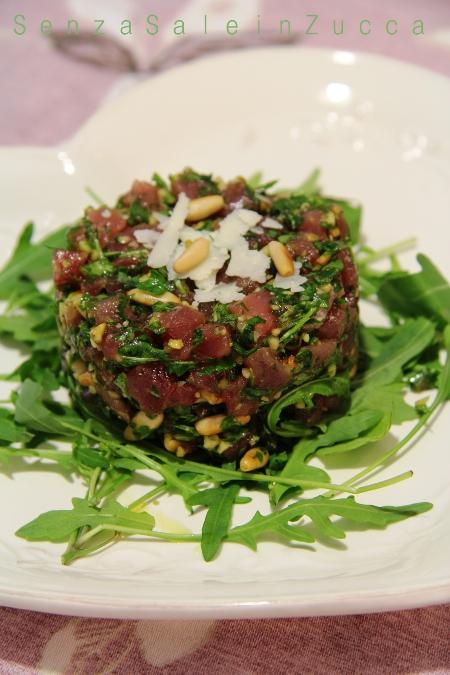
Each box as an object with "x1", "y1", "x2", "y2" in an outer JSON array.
[{"x1": 1, "y1": 0, "x2": 450, "y2": 673}]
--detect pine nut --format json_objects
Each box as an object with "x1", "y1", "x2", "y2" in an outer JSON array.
[
  {"x1": 239, "y1": 447, "x2": 270, "y2": 472},
  {"x1": 90, "y1": 322, "x2": 107, "y2": 348},
  {"x1": 163, "y1": 433, "x2": 188, "y2": 457},
  {"x1": 218, "y1": 440, "x2": 232, "y2": 454},
  {"x1": 316, "y1": 253, "x2": 331, "y2": 266},
  {"x1": 200, "y1": 390, "x2": 223, "y2": 405},
  {"x1": 304, "y1": 232, "x2": 319, "y2": 242},
  {"x1": 71, "y1": 359, "x2": 86, "y2": 376},
  {"x1": 186, "y1": 195, "x2": 224, "y2": 222},
  {"x1": 349, "y1": 364, "x2": 358, "y2": 379},
  {"x1": 132, "y1": 411, "x2": 164, "y2": 431},
  {"x1": 127, "y1": 289, "x2": 180, "y2": 305},
  {"x1": 124, "y1": 425, "x2": 137, "y2": 441},
  {"x1": 195, "y1": 414, "x2": 225, "y2": 436},
  {"x1": 167, "y1": 339, "x2": 184, "y2": 350},
  {"x1": 164, "y1": 433, "x2": 178, "y2": 452},
  {"x1": 203, "y1": 434, "x2": 221, "y2": 450},
  {"x1": 268, "y1": 241, "x2": 295, "y2": 277},
  {"x1": 68, "y1": 291, "x2": 87, "y2": 316},
  {"x1": 236, "y1": 415, "x2": 251, "y2": 425},
  {"x1": 322, "y1": 211, "x2": 336, "y2": 226},
  {"x1": 268, "y1": 336, "x2": 279, "y2": 351},
  {"x1": 173, "y1": 237, "x2": 210, "y2": 274},
  {"x1": 77, "y1": 371, "x2": 94, "y2": 387}
]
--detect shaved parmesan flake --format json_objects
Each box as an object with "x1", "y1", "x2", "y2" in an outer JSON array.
[
  {"x1": 272, "y1": 262, "x2": 306, "y2": 292},
  {"x1": 214, "y1": 209, "x2": 261, "y2": 249},
  {"x1": 237, "y1": 209, "x2": 262, "y2": 227},
  {"x1": 195, "y1": 273, "x2": 219, "y2": 291},
  {"x1": 262, "y1": 217, "x2": 283, "y2": 230},
  {"x1": 227, "y1": 238, "x2": 270, "y2": 283},
  {"x1": 194, "y1": 282, "x2": 245, "y2": 304},
  {"x1": 134, "y1": 229, "x2": 161, "y2": 246},
  {"x1": 153, "y1": 213, "x2": 170, "y2": 229},
  {"x1": 178, "y1": 226, "x2": 208, "y2": 243},
  {"x1": 147, "y1": 193, "x2": 189, "y2": 268}
]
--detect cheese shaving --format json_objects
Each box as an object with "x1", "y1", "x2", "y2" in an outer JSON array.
[
  {"x1": 194, "y1": 282, "x2": 245, "y2": 304},
  {"x1": 261, "y1": 217, "x2": 283, "y2": 230},
  {"x1": 214, "y1": 209, "x2": 261, "y2": 249},
  {"x1": 227, "y1": 238, "x2": 270, "y2": 283},
  {"x1": 134, "y1": 229, "x2": 161, "y2": 246},
  {"x1": 272, "y1": 262, "x2": 306, "y2": 292},
  {"x1": 147, "y1": 193, "x2": 189, "y2": 268}
]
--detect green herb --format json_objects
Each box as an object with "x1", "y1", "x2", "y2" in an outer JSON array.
[
  {"x1": 16, "y1": 497, "x2": 155, "y2": 543},
  {"x1": 128, "y1": 200, "x2": 150, "y2": 225},
  {"x1": 152, "y1": 172, "x2": 167, "y2": 189},
  {"x1": 137, "y1": 269, "x2": 169, "y2": 296},
  {"x1": 82, "y1": 258, "x2": 114, "y2": 278},
  {"x1": 187, "y1": 484, "x2": 240, "y2": 561},
  {"x1": 378, "y1": 254, "x2": 450, "y2": 327},
  {"x1": 293, "y1": 167, "x2": 321, "y2": 196},
  {"x1": 0, "y1": 223, "x2": 68, "y2": 298},
  {"x1": 267, "y1": 377, "x2": 350, "y2": 437},
  {"x1": 227, "y1": 497, "x2": 431, "y2": 550}
]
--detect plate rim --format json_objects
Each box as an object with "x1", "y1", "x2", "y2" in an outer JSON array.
[{"x1": 0, "y1": 45, "x2": 449, "y2": 619}]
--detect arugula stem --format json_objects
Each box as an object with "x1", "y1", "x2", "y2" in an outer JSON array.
[
  {"x1": 75, "y1": 524, "x2": 200, "y2": 547},
  {"x1": 87, "y1": 466, "x2": 102, "y2": 503},
  {"x1": 128, "y1": 484, "x2": 168, "y2": 511},
  {"x1": 62, "y1": 484, "x2": 169, "y2": 564},
  {"x1": 329, "y1": 391, "x2": 444, "y2": 497},
  {"x1": 357, "y1": 237, "x2": 416, "y2": 265},
  {"x1": 62, "y1": 466, "x2": 103, "y2": 561},
  {"x1": 354, "y1": 470, "x2": 413, "y2": 494},
  {"x1": 59, "y1": 423, "x2": 360, "y2": 494},
  {"x1": 9, "y1": 448, "x2": 73, "y2": 462},
  {"x1": 85, "y1": 186, "x2": 106, "y2": 206}
]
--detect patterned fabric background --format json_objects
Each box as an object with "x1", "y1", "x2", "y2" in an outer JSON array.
[{"x1": 0, "y1": 0, "x2": 449, "y2": 673}]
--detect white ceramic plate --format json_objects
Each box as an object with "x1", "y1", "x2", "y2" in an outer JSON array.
[{"x1": 0, "y1": 47, "x2": 449, "y2": 620}]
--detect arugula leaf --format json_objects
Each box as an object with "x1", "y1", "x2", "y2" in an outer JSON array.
[
  {"x1": 351, "y1": 382, "x2": 417, "y2": 425},
  {"x1": 227, "y1": 497, "x2": 432, "y2": 550},
  {"x1": 317, "y1": 412, "x2": 392, "y2": 456},
  {"x1": 0, "y1": 408, "x2": 32, "y2": 444},
  {"x1": 357, "y1": 318, "x2": 435, "y2": 388},
  {"x1": 271, "y1": 410, "x2": 386, "y2": 504},
  {"x1": 14, "y1": 379, "x2": 82, "y2": 436},
  {"x1": 0, "y1": 223, "x2": 68, "y2": 298},
  {"x1": 16, "y1": 497, "x2": 155, "y2": 543},
  {"x1": 440, "y1": 325, "x2": 450, "y2": 401},
  {"x1": 333, "y1": 200, "x2": 362, "y2": 244},
  {"x1": 293, "y1": 167, "x2": 321, "y2": 196},
  {"x1": 73, "y1": 437, "x2": 110, "y2": 470},
  {"x1": 188, "y1": 484, "x2": 240, "y2": 561},
  {"x1": 267, "y1": 377, "x2": 350, "y2": 437},
  {"x1": 378, "y1": 255, "x2": 450, "y2": 326}
]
